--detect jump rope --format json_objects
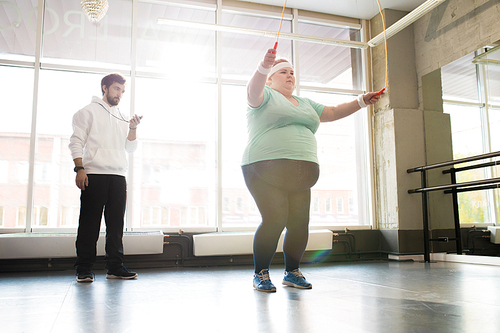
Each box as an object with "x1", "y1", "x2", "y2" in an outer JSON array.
[
  {"x1": 375, "y1": 0, "x2": 388, "y2": 96},
  {"x1": 273, "y1": 0, "x2": 388, "y2": 97},
  {"x1": 274, "y1": 0, "x2": 287, "y2": 50}
]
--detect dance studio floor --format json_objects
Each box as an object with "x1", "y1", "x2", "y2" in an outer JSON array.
[{"x1": 2, "y1": 260, "x2": 500, "y2": 333}]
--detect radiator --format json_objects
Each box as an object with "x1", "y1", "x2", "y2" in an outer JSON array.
[
  {"x1": 0, "y1": 231, "x2": 164, "y2": 259},
  {"x1": 193, "y1": 229, "x2": 333, "y2": 256},
  {"x1": 488, "y1": 226, "x2": 500, "y2": 244}
]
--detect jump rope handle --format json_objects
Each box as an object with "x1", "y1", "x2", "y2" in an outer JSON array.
[
  {"x1": 375, "y1": 88, "x2": 385, "y2": 96},
  {"x1": 273, "y1": 42, "x2": 278, "y2": 50}
]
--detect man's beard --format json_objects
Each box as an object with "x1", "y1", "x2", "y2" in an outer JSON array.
[{"x1": 106, "y1": 92, "x2": 120, "y2": 106}]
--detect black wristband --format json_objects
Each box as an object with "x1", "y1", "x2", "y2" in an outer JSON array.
[{"x1": 74, "y1": 166, "x2": 84, "y2": 172}]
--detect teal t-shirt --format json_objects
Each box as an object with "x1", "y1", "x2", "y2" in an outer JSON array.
[{"x1": 242, "y1": 86, "x2": 325, "y2": 165}]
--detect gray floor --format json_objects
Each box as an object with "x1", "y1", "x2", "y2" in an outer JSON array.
[{"x1": 2, "y1": 260, "x2": 500, "y2": 333}]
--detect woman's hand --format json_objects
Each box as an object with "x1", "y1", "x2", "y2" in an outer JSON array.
[
  {"x1": 320, "y1": 90, "x2": 385, "y2": 123},
  {"x1": 363, "y1": 91, "x2": 384, "y2": 105},
  {"x1": 262, "y1": 48, "x2": 276, "y2": 69}
]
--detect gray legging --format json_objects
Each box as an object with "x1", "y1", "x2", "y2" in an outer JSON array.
[{"x1": 242, "y1": 159, "x2": 320, "y2": 273}]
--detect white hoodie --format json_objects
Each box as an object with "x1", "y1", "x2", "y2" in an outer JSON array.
[{"x1": 69, "y1": 96, "x2": 138, "y2": 177}]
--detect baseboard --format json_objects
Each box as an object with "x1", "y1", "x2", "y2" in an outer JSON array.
[{"x1": 389, "y1": 253, "x2": 500, "y2": 266}]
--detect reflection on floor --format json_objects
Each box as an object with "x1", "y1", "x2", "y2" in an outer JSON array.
[{"x1": 2, "y1": 260, "x2": 500, "y2": 333}]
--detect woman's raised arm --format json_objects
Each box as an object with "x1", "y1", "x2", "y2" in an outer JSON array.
[{"x1": 247, "y1": 49, "x2": 276, "y2": 108}]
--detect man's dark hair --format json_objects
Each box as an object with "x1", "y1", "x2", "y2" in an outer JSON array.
[{"x1": 101, "y1": 73, "x2": 126, "y2": 95}]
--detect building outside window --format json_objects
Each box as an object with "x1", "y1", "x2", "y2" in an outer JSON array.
[
  {"x1": 312, "y1": 197, "x2": 320, "y2": 214},
  {"x1": 325, "y1": 198, "x2": 332, "y2": 213},
  {"x1": 337, "y1": 197, "x2": 344, "y2": 214},
  {"x1": 349, "y1": 197, "x2": 355, "y2": 214},
  {"x1": 0, "y1": 160, "x2": 8, "y2": 183}
]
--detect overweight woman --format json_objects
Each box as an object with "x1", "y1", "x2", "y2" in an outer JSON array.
[{"x1": 242, "y1": 48, "x2": 382, "y2": 292}]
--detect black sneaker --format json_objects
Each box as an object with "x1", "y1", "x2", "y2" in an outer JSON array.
[
  {"x1": 76, "y1": 270, "x2": 94, "y2": 283},
  {"x1": 106, "y1": 266, "x2": 138, "y2": 280}
]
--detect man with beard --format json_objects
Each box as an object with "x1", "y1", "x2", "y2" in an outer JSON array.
[{"x1": 69, "y1": 73, "x2": 142, "y2": 282}]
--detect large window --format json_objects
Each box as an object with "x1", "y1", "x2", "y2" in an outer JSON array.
[
  {"x1": 220, "y1": 9, "x2": 369, "y2": 229},
  {"x1": 0, "y1": 0, "x2": 371, "y2": 232},
  {"x1": 0, "y1": 65, "x2": 34, "y2": 228},
  {"x1": 302, "y1": 91, "x2": 369, "y2": 226},
  {"x1": 133, "y1": 78, "x2": 217, "y2": 229},
  {"x1": 442, "y1": 47, "x2": 500, "y2": 224}
]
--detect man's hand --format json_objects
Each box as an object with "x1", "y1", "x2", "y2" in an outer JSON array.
[
  {"x1": 76, "y1": 170, "x2": 88, "y2": 190},
  {"x1": 129, "y1": 114, "x2": 142, "y2": 129}
]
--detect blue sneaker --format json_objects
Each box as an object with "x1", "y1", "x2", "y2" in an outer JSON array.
[
  {"x1": 282, "y1": 269, "x2": 312, "y2": 289},
  {"x1": 253, "y1": 269, "x2": 276, "y2": 292}
]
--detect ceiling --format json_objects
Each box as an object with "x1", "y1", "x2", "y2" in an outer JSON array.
[{"x1": 236, "y1": 0, "x2": 429, "y2": 20}]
